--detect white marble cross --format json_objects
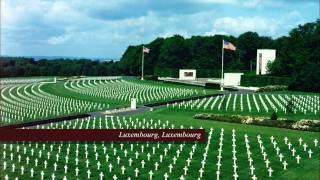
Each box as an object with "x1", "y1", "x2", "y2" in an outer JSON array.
[
  {"x1": 121, "y1": 166, "x2": 126, "y2": 174},
  {"x1": 308, "y1": 149, "x2": 313, "y2": 158},
  {"x1": 30, "y1": 168, "x2": 34, "y2": 177},
  {"x1": 303, "y1": 143, "x2": 308, "y2": 151},
  {"x1": 141, "y1": 160, "x2": 145, "y2": 168},
  {"x1": 99, "y1": 172, "x2": 104, "y2": 180},
  {"x1": 252, "y1": 174, "x2": 257, "y2": 180},
  {"x1": 296, "y1": 155, "x2": 301, "y2": 164},
  {"x1": 164, "y1": 172, "x2": 169, "y2": 180},
  {"x1": 129, "y1": 158, "x2": 133, "y2": 166},
  {"x1": 117, "y1": 156, "x2": 121, "y2": 164},
  {"x1": 149, "y1": 170, "x2": 154, "y2": 179},
  {"x1": 87, "y1": 169, "x2": 91, "y2": 179},
  {"x1": 20, "y1": 166, "x2": 24, "y2": 175},
  {"x1": 75, "y1": 167, "x2": 79, "y2": 176},
  {"x1": 51, "y1": 173, "x2": 56, "y2": 180},
  {"x1": 268, "y1": 167, "x2": 273, "y2": 177},
  {"x1": 265, "y1": 159, "x2": 270, "y2": 168},
  {"x1": 314, "y1": 139, "x2": 318, "y2": 147},
  {"x1": 86, "y1": 159, "x2": 90, "y2": 168},
  {"x1": 109, "y1": 163, "x2": 113, "y2": 172},
  {"x1": 64, "y1": 165, "x2": 68, "y2": 174},
  {"x1": 35, "y1": 158, "x2": 38, "y2": 167},
  {"x1": 270, "y1": 136, "x2": 275, "y2": 143},
  {"x1": 199, "y1": 168, "x2": 204, "y2": 178},
  {"x1": 279, "y1": 153, "x2": 284, "y2": 162},
  {"x1": 250, "y1": 165, "x2": 255, "y2": 175},
  {"x1": 154, "y1": 162, "x2": 159, "y2": 171},
  {"x1": 112, "y1": 174, "x2": 117, "y2": 180},
  {"x1": 283, "y1": 161, "x2": 288, "y2": 170},
  {"x1": 183, "y1": 166, "x2": 188, "y2": 175},
  {"x1": 233, "y1": 172, "x2": 239, "y2": 180},
  {"x1": 173, "y1": 157, "x2": 177, "y2": 164},
  {"x1": 168, "y1": 164, "x2": 173, "y2": 173},
  {"x1": 291, "y1": 148, "x2": 296, "y2": 156},
  {"x1": 40, "y1": 171, "x2": 44, "y2": 180},
  {"x1": 135, "y1": 168, "x2": 139, "y2": 177},
  {"x1": 262, "y1": 152, "x2": 267, "y2": 160}
]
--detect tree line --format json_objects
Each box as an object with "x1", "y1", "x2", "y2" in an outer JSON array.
[{"x1": 0, "y1": 20, "x2": 319, "y2": 92}]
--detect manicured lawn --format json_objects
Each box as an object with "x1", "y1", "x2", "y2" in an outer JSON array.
[{"x1": 2, "y1": 109, "x2": 319, "y2": 179}]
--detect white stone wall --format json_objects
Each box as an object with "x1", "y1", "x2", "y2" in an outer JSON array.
[
  {"x1": 224, "y1": 73, "x2": 243, "y2": 86},
  {"x1": 179, "y1": 69, "x2": 196, "y2": 80},
  {"x1": 256, "y1": 49, "x2": 276, "y2": 75}
]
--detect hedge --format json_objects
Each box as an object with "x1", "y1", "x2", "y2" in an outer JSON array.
[
  {"x1": 193, "y1": 113, "x2": 320, "y2": 132},
  {"x1": 241, "y1": 75, "x2": 291, "y2": 87}
]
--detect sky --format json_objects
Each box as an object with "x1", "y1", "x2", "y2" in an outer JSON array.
[{"x1": 1, "y1": 0, "x2": 319, "y2": 59}]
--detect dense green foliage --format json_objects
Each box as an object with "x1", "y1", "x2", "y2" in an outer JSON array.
[
  {"x1": 0, "y1": 57, "x2": 123, "y2": 77},
  {"x1": 267, "y1": 20, "x2": 320, "y2": 92},
  {"x1": 1, "y1": 20, "x2": 319, "y2": 92}
]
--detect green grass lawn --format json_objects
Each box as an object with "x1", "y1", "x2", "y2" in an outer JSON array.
[
  {"x1": 133, "y1": 108, "x2": 320, "y2": 179},
  {"x1": 0, "y1": 77, "x2": 220, "y2": 126},
  {"x1": 1, "y1": 109, "x2": 319, "y2": 179},
  {"x1": 1, "y1": 76, "x2": 319, "y2": 179}
]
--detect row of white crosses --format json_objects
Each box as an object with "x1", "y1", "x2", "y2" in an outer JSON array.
[
  {"x1": 231, "y1": 129, "x2": 239, "y2": 180},
  {"x1": 65, "y1": 78, "x2": 197, "y2": 104},
  {"x1": 2, "y1": 129, "x2": 319, "y2": 179},
  {"x1": 244, "y1": 134, "x2": 257, "y2": 180},
  {"x1": 257, "y1": 135, "x2": 274, "y2": 177},
  {"x1": 216, "y1": 128, "x2": 224, "y2": 180},
  {"x1": 0, "y1": 82, "x2": 106, "y2": 124},
  {"x1": 3, "y1": 116, "x2": 211, "y2": 180},
  {"x1": 196, "y1": 128, "x2": 213, "y2": 179},
  {"x1": 0, "y1": 78, "x2": 53, "y2": 85},
  {"x1": 269, "y1": 136, "x2": 288, "y2": 170},
  {"x1": 163, "y1": 136, "x2": 199, "y2": 180},
  {"x1": 284, "y1": 136, "x2": 315, "y2": 163},
  {"x1": 171, "y1": 93, "x2": 319, "y2": 116},
  {"x1": 284, "y1": 95, "x2": 320, "y2": 115}
]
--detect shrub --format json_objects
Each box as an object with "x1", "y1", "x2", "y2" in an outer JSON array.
[
  {"x1": 205, "y1": 83, "x2": 220, "y2": 89},
  {"x1": 257, "y1": 85, "x2": 288, "y2": 92},
  {"x1": 286, "y1": 100, "x2": 295, "y2": 114},
  {"x1": 270, "y1": 111, "x2": 278, "y2": 120},
  {"x1": 193, "y1": 113, "x2": 319, "y2": 132}
]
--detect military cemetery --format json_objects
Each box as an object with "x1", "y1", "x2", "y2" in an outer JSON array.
[{"x1": 1, "y1": 1, "x2": 319, "y2": 179}]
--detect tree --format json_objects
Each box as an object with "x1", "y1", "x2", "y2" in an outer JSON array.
[{"x1": 158, "y1": 35, "x2": 191, "y2": 69}]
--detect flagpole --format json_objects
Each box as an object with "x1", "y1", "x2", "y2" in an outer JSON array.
[
  {"x1": 221, "y1": 38, "x2": 224, "y2": 91},
  {"x1": 141, "y1": 46, "x2": 144, "y2": 80}
]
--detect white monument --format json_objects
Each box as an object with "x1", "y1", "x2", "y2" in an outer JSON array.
[
  {"x1": 131, "y1": 98, "x2": 137, "y2": 110},
  {"x1": 224, "y1": 73, "x2": 243, "y2": 86},
  {"x1": 179, "y1": 69, "x2": 196, "y2": 80},
  {"x1": 256, "y1": 49, "x2": 276, "y2": 75}
]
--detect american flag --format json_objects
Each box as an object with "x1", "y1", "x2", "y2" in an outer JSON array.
[
  {"x1": 223, "y1": 40, "x2": 236, "y2": 51},
  {"x1": 143, "y1": 47, "x2": 150, "y2": 53}
]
